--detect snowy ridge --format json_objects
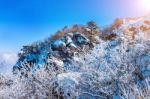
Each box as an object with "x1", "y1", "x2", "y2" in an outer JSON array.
[{"x1": 0, "y1": 17, "x2": 150, "y2": 98}]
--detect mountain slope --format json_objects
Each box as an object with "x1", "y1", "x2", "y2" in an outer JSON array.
[{"x1": 0, "y1": 16, "x2": 150, "y2": 99}]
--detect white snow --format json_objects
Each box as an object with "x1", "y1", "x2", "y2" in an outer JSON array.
[
  {"x1": 65, "y1": 36, "x2": 73, "y2": 44},
  {"x1": 57, "y1": 72, "x2": 81, "y2": 85},
  {"x1": 53, "y1": 39, "x2": 66, "y2": 48},
  {"x1": 77, "y1": 34, "x2": 89, "y2": 44}
]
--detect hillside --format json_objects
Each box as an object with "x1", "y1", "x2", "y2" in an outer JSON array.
[{"x1": 0, "y1": 15, "x2": 150, "y2": 99}]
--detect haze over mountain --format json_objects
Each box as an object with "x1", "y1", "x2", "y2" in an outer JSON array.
[{"x1": 0, "y1": 52, "x2": 18, "y2": 74}]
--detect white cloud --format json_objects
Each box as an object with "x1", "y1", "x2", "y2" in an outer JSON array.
[{"x1": 0, "y1": 52, "x2": 18, "y2": 74}]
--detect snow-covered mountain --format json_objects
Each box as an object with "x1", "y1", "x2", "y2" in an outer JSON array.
[{"x1": 0, "y1": 16, "x2": 150, "y2": 99}]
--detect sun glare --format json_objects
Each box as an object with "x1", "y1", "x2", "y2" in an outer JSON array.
[{"x1": 140, "y1": 0, "x2": 150, "y2": 11}]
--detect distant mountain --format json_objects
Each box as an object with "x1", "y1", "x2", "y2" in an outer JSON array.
[{"x1": 0, "y1": 15, "x2": 150, "y2": 99}]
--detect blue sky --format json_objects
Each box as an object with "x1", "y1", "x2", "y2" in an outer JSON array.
[{"x1": 0, "y1": 0, "x2": 149, "y2": 52}]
